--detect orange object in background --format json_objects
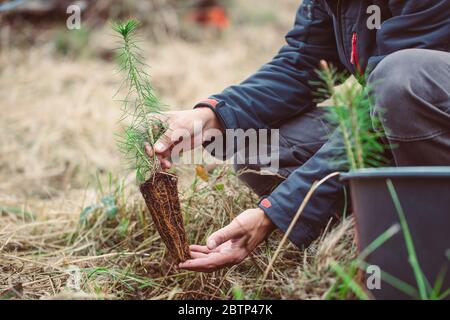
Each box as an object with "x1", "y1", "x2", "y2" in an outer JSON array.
[
  {"x1": 195, "y1": 165, "x2": 210, "y2": 182},
  {"x1": 187, "y1": 4, "x2": 230, "y2": 30}
]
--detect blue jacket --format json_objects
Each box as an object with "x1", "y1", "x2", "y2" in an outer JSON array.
[{"x1": 197, "y1": 0, "x2": 450, "y2": 247}]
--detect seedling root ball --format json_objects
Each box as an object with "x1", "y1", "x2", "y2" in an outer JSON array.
[{"x1": 140, "y1": 173, "x2": 190, "y2": 263}]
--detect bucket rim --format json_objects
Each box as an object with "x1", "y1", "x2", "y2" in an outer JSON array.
[{"x1": 340, "y1": 166, "x2": 450, "y2": 180}]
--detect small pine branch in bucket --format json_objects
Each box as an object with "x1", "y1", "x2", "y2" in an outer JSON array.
[
  {"x1": 113, "y1": 20, "x2": 190, "y2": 263},
  {"x1": 314, "y1": 60, "x2": 387, "y2": 170}
]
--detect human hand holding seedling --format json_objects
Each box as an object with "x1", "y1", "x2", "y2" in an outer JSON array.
[
  {"x1": 145, "y1": 108, "x2": 223, "y2": 170},
  {"x1": 179, "y1": 208, "x2": 275, "y2": 272},
  {"x1": 146, "y1": 109, "x2": 275, "y2": 272}
]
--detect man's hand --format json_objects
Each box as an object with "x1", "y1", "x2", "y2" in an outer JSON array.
[
  {"x1": 145, "y1": 108, "x2": 223, "y2": 170},
  {"x1": 179, "y1": 208, "x2": 276, "y2": 273}
]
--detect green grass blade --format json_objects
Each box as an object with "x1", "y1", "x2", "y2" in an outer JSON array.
[
  {"x1": 357, "y1": 223, "x2": 400, "y2": 262},
  {"x1": 429, "y1": 267, "x2": 448, "y2": 300},
  {"x1": 386, "y1": 179, "x2": 428, "y2": 300},
  {"x1": 330, "y1": 260, "x2": 370, "y2": 300},
  {"x1": 437, "y1": 287, "x2": 450, "y2": 300}
]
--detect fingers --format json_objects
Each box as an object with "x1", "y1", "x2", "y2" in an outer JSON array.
[
  {"x1": 179, "y1": 253, "x2": 234, "y2": 273},
  {"x1": 144, "y1": 142, "x2": 157, "y2": 158},
  {"x1": 144, "y1": 143, "x2": 170, "y2": 170},
  {"x1": 144, "y1": 134, "x2": 172, "y2": 157},
  {"x1": 189, "y1": 245, "x2": 210, "y2": 259},
  {"x1": 153, "y1": 133, "x2": 173, "y2": 155},
  {"x1": 159, "y1": 157, "x2": 172, "y2": 170},
  {"x1": 190, "y1": 251, "x2": 208, "y2": 259},
  {"x1": 207, "y1": 219, "x2": 244, "y2": 250},
  {"x1": 144, "y1": 112, "x2": 174, "y2": 159},
  {"x1": 144, "y1": 139, "x2": 173, "y2": 170},
  {"x1": 190, "y1": 245, "x2": 212, "y2": 254},
  {"x1": 144, "y1": 110, "x2": 202, "y2": 171}
]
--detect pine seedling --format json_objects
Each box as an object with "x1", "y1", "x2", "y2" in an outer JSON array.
[
  {"x1": 315, "y1": 61, "x2": 387, "y2": 170},
  {"x1": 114, "y1": 19, "x2": 166, "y2": 184},
  {"x1": 113, "y1": 20, "x2": 190, "y2": 263}
]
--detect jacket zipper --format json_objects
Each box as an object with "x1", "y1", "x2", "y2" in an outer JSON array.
[
  {"x1": 337, "y1": 0, "x2": 350, "y2": 70},
  {"x1": 337, "y1": 1, "x2": 362, "y2": 75}
]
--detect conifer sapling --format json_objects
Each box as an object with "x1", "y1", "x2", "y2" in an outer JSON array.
[{"x1": 113, "y1": 20, "x2": 190, "y2": 263}]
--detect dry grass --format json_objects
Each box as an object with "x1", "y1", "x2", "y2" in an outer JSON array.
[
  {"x1": 0, "y1": 0, "x2": 357, "y2": 300},
  {"x1": 0, "y1": 169, "x2": 357, "y2": 300}
]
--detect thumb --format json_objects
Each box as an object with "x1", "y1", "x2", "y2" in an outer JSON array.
[
  {"x1": 207, "y1": 219, "x2": 244, "y2": 250},
  {"x1": 149, "y1": 113, "x2": 173, "y2": 154},
  {"x1": 153, "y1": 133, "x2": 172, "y2": 154}
]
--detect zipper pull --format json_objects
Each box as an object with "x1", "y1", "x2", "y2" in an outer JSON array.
[
  {"x1": 350, "y1": 32, "x2": 358, "y2": 65},
  {"x1": 351, "y1": 32, "x2": 363, "y2": 76}
]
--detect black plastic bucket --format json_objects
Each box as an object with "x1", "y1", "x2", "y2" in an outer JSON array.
[{"x1": 341, "y1": 167, "x2": 450, "y2": 300}]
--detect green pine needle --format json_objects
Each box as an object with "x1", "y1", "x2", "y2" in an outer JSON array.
[
  {"x1": 113, "y1": 19, "x2": 166, "y2": 184},
  {"x1": 113, "y1": 19, "x2": 139, "y2": 38}
]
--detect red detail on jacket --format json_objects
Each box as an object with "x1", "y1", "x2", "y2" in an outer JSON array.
[
  {"x1": 261, "y1": 199, "x2": 272, "y2": 209},
  {"x1": 350, "y1": 32, "x2": 361, "y2": 74},
  {"x1": 199, "y1": 98, "x2": 219, "y2": 108},
  {"x1": 350, "y1": 33, "x2": 358, "y2": 65}
]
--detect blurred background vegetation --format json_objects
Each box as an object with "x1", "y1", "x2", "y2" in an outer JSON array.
[
  {"x1": 1, "y1": 0, "x2": 286, "y2": 56},
  {"x1": 0, "y1": 0, "x2": 298, "y2": 196}
]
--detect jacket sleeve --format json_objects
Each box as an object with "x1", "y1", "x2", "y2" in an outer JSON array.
[
  {"x1": 368, "y1": 0, "x2": 450, "y2": 72},
  {"x1": 208, "y1": 0, "x2": 344, "y2": 132},
  {"x1": 259, "y1": 129, "x2": 348, "y2": 248}
]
